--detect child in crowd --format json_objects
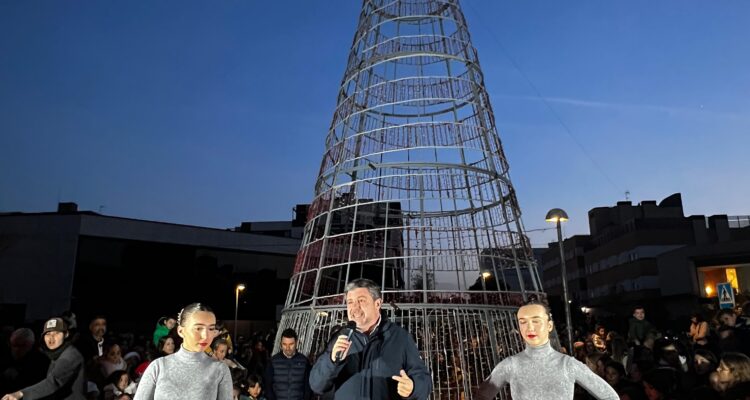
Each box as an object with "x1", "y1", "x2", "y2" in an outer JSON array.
[{"x1": 103, "y1": 370, "x2": 137, "y2": 400}]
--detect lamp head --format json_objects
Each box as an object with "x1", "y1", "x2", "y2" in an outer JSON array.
[{"x1": 545, "y1": 208, "x2": 569, "y2": 223}]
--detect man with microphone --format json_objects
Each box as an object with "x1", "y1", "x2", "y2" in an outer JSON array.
[{"x1": 309, "y1": 278, "x2": 431, "y2": 399}]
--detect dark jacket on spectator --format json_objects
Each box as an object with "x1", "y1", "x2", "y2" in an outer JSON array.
[
  {"x1": 265, "y1": 352, "x2": 311, "y2": 400},
  {"x1": 309, "y1": 317, "x2": 431, "y2": 400},
  {"x1": 21, "y1": 342, "x2": 86, "y2": 400},
  {"x1": 0, "y1": 347, "x2": 50, "y2": 394},
  {"x1": 628, "y1": 318, "x2": 655, "y2": 345}
]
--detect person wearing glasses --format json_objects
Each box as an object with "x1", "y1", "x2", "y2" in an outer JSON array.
[{"x1": 716, "y1": 352, "x2": 750, "y2": 399}]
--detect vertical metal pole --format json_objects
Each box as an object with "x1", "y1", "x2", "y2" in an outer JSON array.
[
  {"x1": 557, "y1": 220, "x2": 573, "y2": 354},
  {"x1": 234, "y1": 287, "x2": 240, "y2": 351}
]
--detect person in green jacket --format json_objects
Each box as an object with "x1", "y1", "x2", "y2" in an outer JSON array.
[
  {"x1": 152, "y1": 317, "x2": 176, "y2": 347},
  {"x1": 627, "y1": 306, "x2": 656, "y2": 346}
]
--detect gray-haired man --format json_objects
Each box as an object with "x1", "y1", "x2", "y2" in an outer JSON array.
[{"x1": 309, "y1": 278, "x2": 431, "y2": 399}]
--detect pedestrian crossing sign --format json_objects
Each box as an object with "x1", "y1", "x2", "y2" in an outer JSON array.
[{"x1": 718, "y1": 282, "x2": 735, "y2": 309}]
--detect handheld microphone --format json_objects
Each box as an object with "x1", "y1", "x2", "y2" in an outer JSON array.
[{"x1": 335, "y1": 321, "x2": 357, "y2": 362}]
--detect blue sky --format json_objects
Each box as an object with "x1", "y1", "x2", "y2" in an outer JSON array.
[{"x1": 1, "y1": 1, "x2": 748, "y2": 246}]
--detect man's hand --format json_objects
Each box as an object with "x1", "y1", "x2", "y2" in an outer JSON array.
[
  {"x1": 2, "y1": 391, "x2": 23, "y2": 400},
  {"x1": 391, "y1": 369, "x2": 414, "y2": 398},
  {"x1": 330, "y1": 335, "x2": 352, "y2": 363}
]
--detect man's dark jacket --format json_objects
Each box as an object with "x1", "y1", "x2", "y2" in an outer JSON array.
[
  {"x1": 21, "y1": 343, "x2": 86, "y2": 400},
  {"x1": 264, "y1": 351, "x2": 312, "y2": 400},
  {"x1": 309, "y1": 317, "x2": 431, "y2": 400}
]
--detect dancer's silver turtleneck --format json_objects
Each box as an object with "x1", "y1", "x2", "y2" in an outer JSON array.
[{"x1": 477, "y1": 341, "x2": 618, "y2": 400}]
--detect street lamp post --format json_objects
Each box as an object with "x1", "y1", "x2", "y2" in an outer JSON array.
[
  {"x1": 546, "y1": 208, "x2": 574, "y2": 354},
  {"x1": 234, "y1": 283, "x2": 246, "y2": 347}
]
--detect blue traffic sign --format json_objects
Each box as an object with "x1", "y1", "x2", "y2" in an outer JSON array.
[{"x1": 718, "y1": 282, "x2": 735, "y2": 310}]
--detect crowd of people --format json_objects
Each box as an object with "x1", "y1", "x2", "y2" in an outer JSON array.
[
  {"x1": 557, "y1": 305, "x2": 750, "y2": 399},
  {"x1": 2, "y1": 299, "x2": 750, "y2": 399},
  {"x1": 0, "y1": 306, "x2": 311, "y2": 400}
]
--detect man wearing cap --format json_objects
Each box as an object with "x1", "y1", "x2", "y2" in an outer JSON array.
[{"x1": 1, "y1": 317, "x2": 86, "y2": 400}]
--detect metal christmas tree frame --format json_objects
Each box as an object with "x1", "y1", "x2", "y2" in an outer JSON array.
[{"x1": 278, "y1": 1, "x2": 546, "y2": 398}]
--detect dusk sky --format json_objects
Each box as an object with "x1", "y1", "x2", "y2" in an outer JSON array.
[{"x1": 1, "y1": 1, "x2": 748, "y2": 246}]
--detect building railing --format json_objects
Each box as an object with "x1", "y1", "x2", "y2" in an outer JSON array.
[{"x1": 728, "y1": 215, "x2": 750, "y2": 229}]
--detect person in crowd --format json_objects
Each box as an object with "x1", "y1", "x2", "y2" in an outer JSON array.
[
  {"x1": 628, "y1": 307, "x2": 656, "y2": 346},
  {"x1": 718, "y1": 309, "x2": 750, "y2": 355},
  {"x1": 477, "y1": 301, "x2": 618, "y2": 400},
  {"x1": 609, "y1": 334, "x2": 630, "y2": 369},
  {"x1": 215, "y1": 325, "x2": 234, "y2": 357},
  {"x1": 247, "y1": 339, "x2": 269, "y2": 377},
  {"x1": 709, "y1": 371, "x2": 729, "y2": 394},
  {"x1": 310, "y1": 278, "x2": 431, "y2": 399},
  {"x1": 0, "y1": 328, "x2": 49, "y2": 394},
  {"x1": 718, "y1": 325, "x2": 743, "y2": 355},
  {"x1": 212, "y1": 338, "x2": 242, "y2": 371},
  {"x1": 134, "y1": 303, "x2": 232, "y2": 400},
  {"x1": 604, "y1": 360, "x2": 645, "y2": 399},
  {"x1": 585, "y1": 352, "x2": 611, "y2": 378},
  {"x1": 653, "y1": 339, "x2": 685, "y2": 371},
  {"x1": 1, "y1": 317, "x2": 86, "y2": 400},
  {"x1": 694, "y1": 349, "x2": 719, "y2": 384},
  {"x1": 134, "y1": 336, "x2": 174, "y2": 379},
  {"x1": 688, "y1": 349, "x2": 722, "y2": 400},
  {"x1": 76, "y1": 316, "x2": 108, "y2": 362},
  {"x1": 206, "y1": 324, "x2": 233, "y2": 358},
  {"x1": 157, "y1": 337, "x2": 175, "y2": 357},
  {"x1": 152, "y1": 317, "x2": 176, "y2": 348},
  {"x1": 100, "y1": 343, "x2": 127, "y2": 378},
  {"x1": 245, "y1": 374, "x2": 266, "y2": 400},
  {"x1": 123, "y1": 352, "x2": 141, "y2": 377},
  {"x1": 264, "y1": 328, "x2": 311, "y2": 400},
  {"x1": 102, "y1": 370, "x2": 137, "y2": 400},
  {"x1": 688, "y1": 313, "x2": 709, "y2": 347},
  {"x1": 716, "y1": 352, "x2": 750, "y2": 399},
  {"x1": 61, "y1": 311, "x2": 79, "y2": 342},
  {"x1": 627, "y1": 361, "x2": 645, "y2": 388},
  {"x1": 592, "y1": 325, "x2": 608, "y2": 353},
  {"x1": 584, "y1": 339, "x2": 597, "y2": 355},
  {"x1": 642, "y1": 368, "x2": 679, "y2": 400},
  {"x1": 633, "y1": 331, "x2": 658, "y2": 366}
]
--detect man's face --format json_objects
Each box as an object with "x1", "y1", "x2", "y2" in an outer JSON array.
[
  {"x1": 720, "y1": 313, "x2": 737, "y2": 327},
  {"x1": 281, "y1": 336, "x2": 297, "y2": 358},
  {"x1": 517, "y1": 304, "x2": 553, "y2": 347},
  {"x1": 44, "y1": 331, "x2": 65, "y2": 350},
  {"x1": 165, "y1": 318, "x2": 176, "y2": 330},
  {"x1": 90, "y1": 318, "x2": 107, "y2": 339},
  {"x1": 346, "y1": 287, "x2": 382, "y2": 331},
  {"x1": 633, "y1": 309, "x2": 645, "y2": 321}
]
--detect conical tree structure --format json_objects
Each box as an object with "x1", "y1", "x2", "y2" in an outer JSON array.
[{"x1": 279, "y1": 1, "x2": 545, "y2": 398}]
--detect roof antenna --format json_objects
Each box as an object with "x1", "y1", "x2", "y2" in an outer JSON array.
[{"x1": 625, "y1": 190, "x2": 631, "y2": 201}]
